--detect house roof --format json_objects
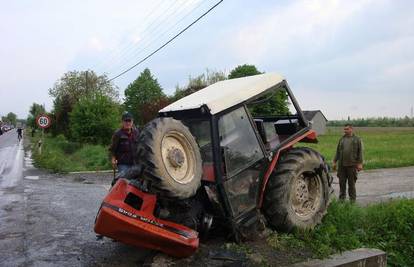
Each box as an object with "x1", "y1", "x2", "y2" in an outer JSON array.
[
  {"x1": 303, "y1": 110, "x2": 328, "y2": 122},
  {"x1": 160, "y1": 73, "x2": 285, "y2": 115}
]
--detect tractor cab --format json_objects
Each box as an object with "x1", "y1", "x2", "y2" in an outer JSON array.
[{"x1": 159, "y1": 73, "x2": 319, "y2": 227}]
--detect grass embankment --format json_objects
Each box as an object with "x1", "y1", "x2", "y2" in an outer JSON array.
[
  {"x1": 31, "y1": 133, "x2": 111, "y2": 173},
  {"x1": 271, "y1": 199, "x2": 414, "y2": 266},
  {"x1": 307, "y1": 127, "x2": 414, "y2": 170},
  {"x1": 226, "y1": 199, "x2": 414, "y2": 266}
]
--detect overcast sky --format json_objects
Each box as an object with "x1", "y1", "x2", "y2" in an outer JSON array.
[{"x1": 1, "y1": 0, "x2": 413, "y2": 120}]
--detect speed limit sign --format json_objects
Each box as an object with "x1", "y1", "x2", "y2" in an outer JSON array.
[{"x1": 36, "y1": 114, "x2": 51, "y2": 129}]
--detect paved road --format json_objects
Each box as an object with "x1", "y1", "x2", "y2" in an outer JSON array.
[
  {"x1": 0, "y1": 131, "x2": 151, "y2": 266},
  {"x1": 0, "y1": 130, "x2": 26, "y2": 266},
  {"x1": 332, "y1": 166, "x2": 414, "y2": 205},
  {"x1": 0, "y1": 130, "x2": 413, "y2": 266}
]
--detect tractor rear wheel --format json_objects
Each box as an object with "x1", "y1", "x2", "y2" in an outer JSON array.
[
  {"x1": 136, "y1": 117, "x2": 202, "y2": 199},
  {"x1": 263, "y1": 147, "x2": 331, "y2": 232}
]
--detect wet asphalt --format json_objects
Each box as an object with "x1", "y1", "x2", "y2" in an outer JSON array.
[{"x1": 0, "y1": 131, "x2": 151, "y2": 267}]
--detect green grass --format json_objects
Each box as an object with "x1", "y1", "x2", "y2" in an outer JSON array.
[
  {"x1": 31, "y1": 133, "x2": 111, "y2": 173},
  {"x1": 306, "y1": 127, "x2": 414, "y2": 170},
  {"x1": 291, "y1": 199, "x2": 414, "y2": 266},
  {"x1": 227, "y1": 199, "x2": 414, "y2": 266}
]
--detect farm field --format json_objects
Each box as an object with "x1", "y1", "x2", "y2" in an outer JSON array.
[{"x1": 306, "y1": 127, "x2": 414, "y2": 170}]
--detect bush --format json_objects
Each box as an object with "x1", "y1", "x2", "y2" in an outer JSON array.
[
  {"x1": 49, "y1": 70, "x2": 119, "y2": 137},
  {"x1": 31, "y1": 133, "x2": 111, "y2": 173},
  {"x1": 69, "y1": 93, "x2": 120, "y2": 145}
]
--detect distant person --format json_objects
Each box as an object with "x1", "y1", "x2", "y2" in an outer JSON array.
[
  {"x1": 109, "y1": 112, "x2": 140, "y2": 176},
  {"x1": 17, "y1": 127, "x2": 23, "y2": 141},
  {"x1": 333, "y1": 124, "x2": 364, "y2": 202}
]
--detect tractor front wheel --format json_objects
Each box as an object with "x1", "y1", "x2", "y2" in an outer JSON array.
[
  {"x1": 263, "y1": 147, "x2": 331, "y2": 232},
  {"x1": 136, "y1": 117, "x2": 202, "y2": 199}
]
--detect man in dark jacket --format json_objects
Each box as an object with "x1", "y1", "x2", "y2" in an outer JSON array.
[
  {"x1": 109, "y1": 112, "x2": 140, "y2": 174},
  {"x1": 333, "y1": 124, "x2": 363, "y2": 202}
]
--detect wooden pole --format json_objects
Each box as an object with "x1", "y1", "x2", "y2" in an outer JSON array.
[{"x1": 38, "y1": 128, "x2": 44, "y2": 155}]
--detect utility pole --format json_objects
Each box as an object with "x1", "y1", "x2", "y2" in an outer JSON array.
[
  {"x1": 85, "y1": 70, "x2": 89, "y2": 93},
  {"x1": 40, "y1": 103, "x2": 46, "y2": 154},
  {"x1": 411, "y1": 106, "x2": 413, "y2": 118}
]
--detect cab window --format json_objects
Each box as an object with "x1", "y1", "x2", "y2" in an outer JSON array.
[{"x1": 218, "y1": 106, "x2": 264, "y2": 178}]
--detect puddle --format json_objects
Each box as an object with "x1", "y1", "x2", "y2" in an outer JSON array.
[
  {"x1": 24, "y1": 151, "x2": 34, "y2": 168},
  {"x1": 24, "y1": 176, "x2": 39, "y2": 180},
  {"x1": 385, "y1": 191, "x2": 414, "y2": 199},
  {"x1": 51, "y1": 233, "x2": 66, "y2": 238}
]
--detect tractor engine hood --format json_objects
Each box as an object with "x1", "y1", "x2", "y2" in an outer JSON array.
[{"x1": 94, "y1": 178, "x2": 199, "y2": 258}]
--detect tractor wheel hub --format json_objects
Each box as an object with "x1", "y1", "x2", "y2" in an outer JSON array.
[{"x1": 167, "y1": 148, "x2": 185, "y2": 168}]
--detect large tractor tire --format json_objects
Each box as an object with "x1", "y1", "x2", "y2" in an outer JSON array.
[
  {"x1": 263, "y1": 147, "x2": 331, "y2": 232},
  {"x1": 136, "y1": 117, "x2": 202, "y2": 199}
]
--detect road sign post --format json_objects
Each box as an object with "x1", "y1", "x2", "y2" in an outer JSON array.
[{"x1": 36, "y1": 114, "x2": 52, "y2": 155}]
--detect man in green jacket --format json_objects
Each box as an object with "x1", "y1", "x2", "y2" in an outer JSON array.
[{"x1": 333, "y1": 124, "x2": 363, "y2": 202}]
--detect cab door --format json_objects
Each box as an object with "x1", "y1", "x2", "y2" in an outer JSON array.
[{"x1": 218, "y1": 106, "x2": 266, "y2": 217}]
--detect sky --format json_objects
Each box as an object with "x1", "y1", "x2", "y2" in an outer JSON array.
[{"x1": 1, "y1": 0, "x2": 413, "y2": 120}]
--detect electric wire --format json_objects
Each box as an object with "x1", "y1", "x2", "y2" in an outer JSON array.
[
  {"x1": 102, "y1": 0, "x2": 203, "y2": 75},
  {"x1": 92, "y1": 0, "x2": 178, "y2": 72},
  {"x1": 104, "y1": 0, "x2": 209, "y2": 76},
  {"x1": 108, "y1": 0, "x2": 223, "y2": 81}
]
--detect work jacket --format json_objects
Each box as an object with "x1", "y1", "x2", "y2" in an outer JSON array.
[
  {"x1": 334, "y1": 134, "x2": 363, "y2": 167},
  {"x1": 109, "y1": 128, "x2": 140, "y2": 165}
]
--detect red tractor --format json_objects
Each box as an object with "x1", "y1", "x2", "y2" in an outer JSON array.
[{"x1": 94, "y1": 73, "x2": 333, "y2": 257}]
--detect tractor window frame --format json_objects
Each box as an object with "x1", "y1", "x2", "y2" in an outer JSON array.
[
  {"x1": 245, "y1": 82, "x2": 308, "y2": 127},
  {"x1": 214, "y1": 104, "x2": 267, "y2": 217},
  {"x1": 217, "y1": 105, "x2": 266, "y2": 179},
  {"x1": 245, "y1": 83, "x2": 311, "y2": 153},
  {"x1": 208, "y1": 82, "x2": 312, "y2": 219}
]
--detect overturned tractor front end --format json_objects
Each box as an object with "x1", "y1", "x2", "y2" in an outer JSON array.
[{"x1": 94, "y1": 178, "x2": 199, "y2": 258}]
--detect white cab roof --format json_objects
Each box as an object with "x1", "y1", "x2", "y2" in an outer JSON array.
[{"x1": 160, "y1": 73, "x2": 285, "y2": 115}]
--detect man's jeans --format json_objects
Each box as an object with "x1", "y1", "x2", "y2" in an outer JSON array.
[
  {"x1": 117, "y1": 164, "x2": 132, "y2": 174},
  {"x1": 111, "y1": 164, "x2": 133, "y2": 186},
  {"x1": 337, "y1": 166, "x2": 358, "y2": 202}
]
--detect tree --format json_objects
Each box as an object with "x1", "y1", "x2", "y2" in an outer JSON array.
[
  {"x1": 124, "y1": 68, "x2": 167, "y2": 125},
  {"x1": 27, "y1": 103, "x2": 46, "y2": 128},
  {"x1": 228, "y1": 64, "x2": 261, "y2": 79},
  {"x1": 49, "y1": 70, "x2": 118, "y2": 136},
  {"x1": 228, "y1": 64, "x2": 289, "y2": 116},
  {"x1": 70, "y1": 93, "x2": 121, "y2": 145},
  {"x1": 248, "y1": 90, "x2": 290, "y2": 116},
  {"x1": 140, "y1": 98, "x2": 171, "y2": 125},
  {"x1": 2, "y1": 112, "x2": 17, "y2": 125},
  {"x1": 171, "y1": 69, "x2": 226, "y2": 102}
]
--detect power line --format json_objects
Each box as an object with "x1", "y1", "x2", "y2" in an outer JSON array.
[
  {"x1": 92, "y1": 0, "x2": 178, "y2": 72},
  {"x1": 103, "y1": 0, "x2": 202, "y2": 75},
  {"x1": 109, "y1": 0, "x2": 223, "y2": 81},
  {"x1": 105, "y1": 0, "x2": 209, "y2": 76}
]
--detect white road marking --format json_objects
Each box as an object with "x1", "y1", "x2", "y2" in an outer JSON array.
[{"x1": 24, "y1": 176, "x2": 39, "y2": 180}]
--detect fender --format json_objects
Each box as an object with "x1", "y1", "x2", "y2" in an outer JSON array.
[{"x1": 257, "y1": 130, "x2": 318, "y2": 208}]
